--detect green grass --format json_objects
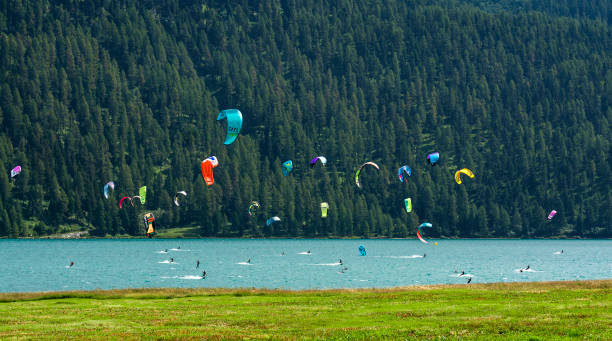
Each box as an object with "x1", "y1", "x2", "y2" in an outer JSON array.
[
  {"x1": 154, "y1": 226, "x2": 202, "y2": 238},
  {"x1": 0, "y1": 280, "x2": 610, "y2": 340}
]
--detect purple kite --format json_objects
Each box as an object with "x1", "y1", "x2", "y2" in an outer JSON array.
[
  {"x1": 10, "y1": 166, "x2": 21, "y2": 178},
  {"x1": 309, "y1": 156, "x2": 327, "y2": 168}
]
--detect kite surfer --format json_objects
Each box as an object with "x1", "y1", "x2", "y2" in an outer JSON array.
[
  {"x1": 202, "y1": 270, "x2": 207, "y2": 279},
  {"x1": 69, "y1": 261, "x2": 74, "y2": 267},
  {"x1": 196, "y1": 260, "x2": 200, "y2": 268}
]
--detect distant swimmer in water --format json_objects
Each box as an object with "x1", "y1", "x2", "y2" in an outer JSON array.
[
  {"x1": 202, "y1": 270, "x2": 206, "y2": 279},
  {"x1": 69, "y1": 261, "x2": 74, "y2": 267},
  {"x1": 467, "y1": 278, "x2": 472, "y2": 284},
  {"x1": 196, "y1": 260, "x2": 200, "y2": 268}
]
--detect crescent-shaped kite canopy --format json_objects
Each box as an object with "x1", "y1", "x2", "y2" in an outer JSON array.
[{"x1": 217, "y1": 109, "x2": 243, "y2": 145}]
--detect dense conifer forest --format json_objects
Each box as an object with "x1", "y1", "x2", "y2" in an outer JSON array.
[{"x1": 0, "y1": 0, "x2": 610, "y2": 238}]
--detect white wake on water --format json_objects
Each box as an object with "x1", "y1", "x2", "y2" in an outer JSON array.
[
  {"x1": 310, "y1": 262, "x2": 342, "y2": 266},
  {"x1": 514, "y1": 268, "x2": 541, "y2": 273},
  {"x1": 383, "y1": 255, "x2": 424, "y2": 259},
  {"x1": 450, "y1": 273, "x2": 474, "y2": 278}
]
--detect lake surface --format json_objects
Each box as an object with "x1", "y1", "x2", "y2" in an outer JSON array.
[{"x1": 1, "y1": 239, "x2": 610, "y2": 293}]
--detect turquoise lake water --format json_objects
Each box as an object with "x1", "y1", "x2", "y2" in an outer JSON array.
[{"x1": 1, "y1": 239, "x2": 610, "y2": 293}]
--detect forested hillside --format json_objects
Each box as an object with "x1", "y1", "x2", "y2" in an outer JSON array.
[
  {"x1": 1, "y1": 0, "x2": 610, "y2": 238},
  {"x1": 457, "y1": 0, "x2": 611, "y2": 22}
]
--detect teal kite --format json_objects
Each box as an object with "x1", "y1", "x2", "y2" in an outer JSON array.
[
  {"x1": 217, "y1": 109, "x2": 243, "y2": 145},
  {"x1": 103, "y1": 181, "x2": 115, "y2": 199},
  {"x1": 398, "y1": 165, "x2": 412, "y2": 182},
  {"x1": 282, "y1": 160, "x2": 293, "y2": 176},
  {"x1": 427, "y1": 152, "x2": 440, "y2": 166},
  {"x1": 266, "y1": 216, "x2": 281, "y2": 226},
  {"x1": 417, "y1": 222, "x2": 432, "y2": 243}
]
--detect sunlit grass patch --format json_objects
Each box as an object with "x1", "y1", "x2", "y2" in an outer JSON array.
[{"x1": 0, "y1": 280, "x2": 610, "y2": 339}]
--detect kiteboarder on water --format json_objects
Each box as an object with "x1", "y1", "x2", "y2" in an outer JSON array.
[{"x1": 196, "y1": 260, "x2": 200, "y2": 268}]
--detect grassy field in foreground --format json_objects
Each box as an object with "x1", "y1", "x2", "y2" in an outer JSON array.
[{"x1": 0, "y1": 281, "x2": 610, "y2": 340}]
